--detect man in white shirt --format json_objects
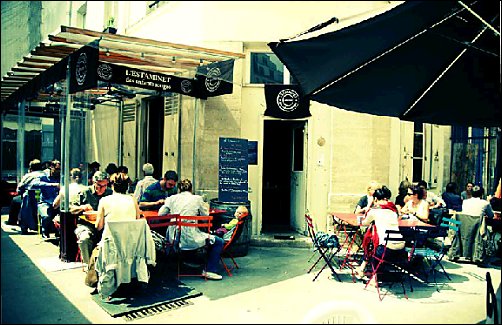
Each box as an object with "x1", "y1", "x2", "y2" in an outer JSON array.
[
  {"x1": 462, "y1": 185, "x2": 495, "y2": 218},
  {"x1": 133, "y1": 163, "x2": 157, "y2": 203}
]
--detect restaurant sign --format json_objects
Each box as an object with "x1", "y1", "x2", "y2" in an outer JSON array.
[{"x1": 97, "y1": 62, "x2": 202, "y2": 98}]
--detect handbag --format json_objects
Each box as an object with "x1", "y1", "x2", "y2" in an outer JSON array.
[{"x1": 84, "y1": 246, "x2": 99, "y2": 287}]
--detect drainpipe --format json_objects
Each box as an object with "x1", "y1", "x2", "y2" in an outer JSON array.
[{"x1": 68, "y1": 1, "x2": 73, "y2": 26}]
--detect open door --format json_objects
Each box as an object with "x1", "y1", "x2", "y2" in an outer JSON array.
[
  {"x1": 290, "y1": 122, "x2": 307, "y2": 232},
  {"x1": 262, "y1": 120, "x2": 306, "y2": 233},
  {"x1": 145, "y1": 96, "x2": 165, "y2": 180}
]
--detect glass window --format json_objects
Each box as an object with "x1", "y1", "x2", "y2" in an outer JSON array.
[
  {"x1": 250, "y1": 53, "x2": 284, "y2": 84},
  {"x1": 412, "y1": 123, "x2": 424, "y2": 183}
]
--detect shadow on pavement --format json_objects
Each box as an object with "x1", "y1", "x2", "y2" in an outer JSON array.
[
  {"x1": 174, "y1": 246, "x2": 313, "y2": 300},
  {"x1": 1, "y1": 228, "x2": 90, "y2": 324}
]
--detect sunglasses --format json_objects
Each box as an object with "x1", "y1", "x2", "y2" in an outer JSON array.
[{"x1": 407, "y1": 192, "x2": 413, "y2": 195}]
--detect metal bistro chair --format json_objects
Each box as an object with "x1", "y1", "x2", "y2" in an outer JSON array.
[
  {"x1": 305, "y1": 214, "x2": 342, "y2": 282},
  {"x1": 410, "y1": 216, "x2": 461, "y2": 291},
  {"x1": 219, "y1": 214, "x2": 247, "y2": 276},
  {"x1": 365, "y1": 229, "x2": 413, "y2": 301},
  {"x1": 175, "y1": 215, "x2": 214, "y2": 280}
]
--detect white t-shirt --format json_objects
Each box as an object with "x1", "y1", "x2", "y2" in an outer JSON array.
[
  {"x1": 97, "y1": 193, "x2": 137, "y2": 222},
  {"x1": 362, "y1": 208, "x2": 405, "y2": 250},
  {"x1": 462, "y1": 197, "x2": 494, "y2": 218}
]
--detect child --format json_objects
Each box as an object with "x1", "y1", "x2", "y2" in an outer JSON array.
[{"x1": 214, "y1": 206, "x2": 249, "y2": 241}]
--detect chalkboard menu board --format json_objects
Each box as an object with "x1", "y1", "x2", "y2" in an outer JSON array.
[{"x1": 218, "y1": 137, "x2": 248, "y2": 203}]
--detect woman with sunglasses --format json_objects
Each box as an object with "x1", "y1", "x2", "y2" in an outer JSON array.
[{"x1": 400, "y1": 185, "x2": 430, "y2": 223}]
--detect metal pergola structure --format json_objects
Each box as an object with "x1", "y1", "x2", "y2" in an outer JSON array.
[{"x1": 1, "y1": 25, "x2": 245, "y2": 218}]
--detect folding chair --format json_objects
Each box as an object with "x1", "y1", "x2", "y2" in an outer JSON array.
[
  {"x1": 332, "y1": 214, "x2": 364, "y2": 277},
  {"x1": 305, "y1": 214, "x2": 341, "y2": 282},
  {"x1": 176, "y1": 215, "x2": 214, "y2": 280},
  {"x1": 219, "y1": 215, "x2": 247, "y2": 276},
  {"x1": 146, "y1": 213, "x2": 179, "y2": 264},
  {"x1": 411, "y1": 216, "x2": 461, "y2": 291},
  {"x1": 365, "y1": 229, "x2": 412, "y2": 301},
  {"x1": 485, "y1": 271, "x2": 500, "y2": 325}
]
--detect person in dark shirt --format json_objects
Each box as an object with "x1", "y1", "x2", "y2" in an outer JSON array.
[
  {"x1": 139, "y1": 170, "x2": 178, "y2": 211},
  {"x1": 71, "y1": 171, "x2": 112, "y2": 264},
  {"x1": 31, "y1": 159, "x2": 61, "y2": 238},
  {"x1": 442, "y1": 182, "x2": 463, "y2": 212}
]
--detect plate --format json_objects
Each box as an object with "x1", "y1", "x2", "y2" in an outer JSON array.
[{"x1": 83, "y1": 211, "x2": 97, "y2": 221}]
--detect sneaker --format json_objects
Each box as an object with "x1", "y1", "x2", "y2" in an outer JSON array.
[{"x1": 202, "y1": 270, "x2": 222, "y2": 280}]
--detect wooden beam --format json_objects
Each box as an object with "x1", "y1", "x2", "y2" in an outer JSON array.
[
  {"x1": 60, "y1": 25, "x2": 245, "y2": 58},
  {"x1": 18, "y1": 62, "x2": 53, "y2": 69}
]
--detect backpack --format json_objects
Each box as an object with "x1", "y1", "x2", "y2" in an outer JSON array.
[{"x1": 315, "y1": 231, "x2": 339, "y2": 248}]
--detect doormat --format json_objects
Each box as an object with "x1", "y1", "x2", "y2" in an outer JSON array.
[
  {"x1": 91, "y1": 277, "x2": 202, "y2": 318},
  {"x1": 37, "y1": 256, "x2": 84, "y2": 272}
]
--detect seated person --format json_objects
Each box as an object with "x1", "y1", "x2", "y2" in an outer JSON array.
[
  {"x1": 442, "y1": 182, "x2": 463, "y2": 212},
  {"x1": 462, "y1": 185, "x2": 494, "y2": 219},
  {"x1": 70, "y1": 171, "x2": 112, "y2": 264},
  {"x1": 95, "y1": 172, "x2": 141, "y2": 231},
  {"x1": 159, "y1": 179, "x2": 224, "y2": 281},
  {"x1": 133, "y1": 163, "x2": 157, "y2": 203},
  {"x1": 400, "y1": 185, "x2": 430, "y2": 223},
  {"x1": 16, "y1": 159, "x2": 45, "y2": 234},
  {"x1": 461, "y1": 182, "x2": 474, "y2": 200},
  {"x1": 418, "y1": 180, "x2": 446, "y2": 209},
  {"x1": 31, "y1": 159, "x2": 61, "y2": 238},
  {"x1": 354, "y1": 180, "x2": 380, "y2": 215},
  {"x1": 395, "y1": 179, "x2": 412, "y2": 215},
  {"x1": 355, "y1": 186, "x2": 406, "y2": 279},
  {"x1": 214, "y1": 206, "x2": 249, "y2": 241},
  {"x1": 53, "y1": 167, "x2": 86, "y2": 211},
  {"x1": 139, "y1": 170, "x2": 178, "y2": 211}
]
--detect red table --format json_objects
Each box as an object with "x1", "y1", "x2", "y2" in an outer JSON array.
[{"x1": 330, "y1": 212, "x2": 435, "y2": 281}]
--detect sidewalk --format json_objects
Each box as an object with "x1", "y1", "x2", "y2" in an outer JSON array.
[{"x1": 1, "y1": 211, "x2": 500, "y2": 324}]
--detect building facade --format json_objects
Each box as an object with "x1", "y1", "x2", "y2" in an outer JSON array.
[{"x1": 1, "y1": 1, "x2": 499, "y2": 236}]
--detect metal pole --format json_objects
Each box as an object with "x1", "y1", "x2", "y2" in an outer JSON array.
[
  {"x1": 63, "y1": 65, "x2": 72, "y2": 213},
  {"x1": 17, "y1": 100, "x2": 26, "y2": 182},
  {"x1": 192, "y1": 98, "x2": 199, "y2": 189},
  {"x1": 118, "y1": 100, "x2": 123, "y2": 166},
  {"x1": 176, "y1": 94, "x2": 182, "y2": 179}
]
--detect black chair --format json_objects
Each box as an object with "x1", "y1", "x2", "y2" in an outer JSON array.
[
  {"x1": 365, "y1": 229, "x2": 412, "y2": 301},
  {"x1": 486, "y1": 271, "x2": 500, "y2": 324}
]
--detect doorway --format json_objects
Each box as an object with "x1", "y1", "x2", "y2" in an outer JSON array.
[
  {"x1": 146, "y1": 96, "x2": 164, "y2": 180},
  {"x1": 262, "y1": 120, "x2": 306, "y2": 233}
]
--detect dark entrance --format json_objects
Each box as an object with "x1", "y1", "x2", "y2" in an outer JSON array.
[
  {"x1": 146, "y1": 96, "x2": 164, "y2": 180},
  {"x1": 262, "y1": 120, "x2": 304, "y2": 232}
]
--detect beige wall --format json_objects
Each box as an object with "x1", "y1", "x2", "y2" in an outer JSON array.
[{"x1": 93, "y1": 1, "x2": 451, "y2": 234}]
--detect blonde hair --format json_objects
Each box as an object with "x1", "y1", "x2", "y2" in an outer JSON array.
[{"x1": 367, "y1": 180, "x2": 380, "y2": 192}]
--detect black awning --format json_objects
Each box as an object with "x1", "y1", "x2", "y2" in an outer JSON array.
[{"x1": 269, "y1": 1, "x2": 501, "y2": 127}]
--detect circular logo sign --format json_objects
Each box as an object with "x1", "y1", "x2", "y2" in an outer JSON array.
[
  {"x1": 276, "y1": 89, "x2": 299, "y2": 112},
  {"x1": 180, "y1": 80, "x2": 193, "y2": 94},
  {"x1": 75, "y1": 53, "x2": 88, "y2": 86},
  {"x1": 205, "y1": 67, "x2": 221, "y2": 93},
  {"x1": 97, "y1": 63, "x2": 113, "y2": 81}
]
